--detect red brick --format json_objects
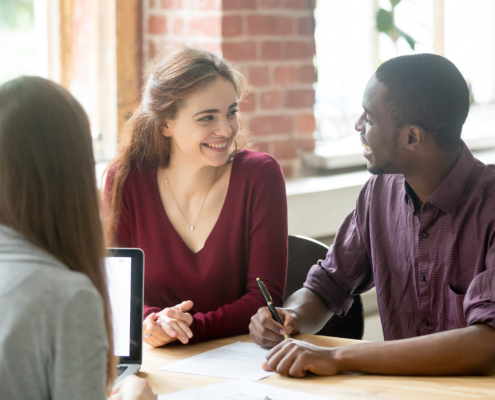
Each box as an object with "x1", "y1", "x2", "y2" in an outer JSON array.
[
  {"x1": 255, "y1": 141, "x2": 270, "y2": 153},
  {"x1": 274, "y1": 141, "x2": 298, "y2": 159},
  {"x1": 161, "y1": 0, "x2": 182, "y2": 9},
  {"x1": 250, "y1": 116, "x2": 292, "y2": 135},
  {"x1": 148, "y1": 40, "x2": 157, "y2": 59},
  {"x1": 274, "y1": 66, "x2": 295, "y2": 84},
  {"x1": 247, "y1": 16, "x2": 292, "y2": 35},
  {"x1": 296, "y1": 113, "x2": 316, "y2": 133},
  {"x1": 297, "y1": 138, "x2": 315, "y2": 151},
  {"x1": 149, "y1": 15, "x2": 167, "y2": 34},
  {"x1": 189, "y1": 16, "x2": 221, "y2": 36},
  {"x1": 222, "y1": 0, "x2": 256, "y2": 10},
  {"x1": 222, "y1": 42, "x2": 257, "y2": 61},
  {"x1": 281, "y1": 164, "x2": 293, "y2": 177},
  {"x1": 196, "y1": 0, "x2": 221, "y2": 10},
  {"x1": 193, "y1": 41, "x2": 222, "y2": 53},
  {"x1": 249, "y1": 66, "x2": 269, "y2": 86},
  {"x1": 240, "y1": 92, "x2": 255, "y2": 112},
  {"x1": 261, "y1": 41, "x2": 282, "y2": 60},
  {"x1": 222, "y1": 16, "x2": 243, "y2": 37},
  {"x1": 261, "y1": 90, "x2": 281, "y2": 109},
  {"x1": 297, "y1": 65, "x2": 317, "y2": 83},
  {"x1": 173, "y1": 16, "x2": 184, "y2": 34},
  {"x1": 259, "y1": 0, "x2": 282, "y2": 7},
  {"x1": 286, "y1": 90, "x2": 315, "y2": 108},
  {"x1": 285, "y1": 40, "x2": 314, "y2": 59},
  {"x1": 297, "y1": 16, "x2": 315, "y2": 35},
  {"x1": 286, "y1": 0, "x2": 314, "y2": 9}
]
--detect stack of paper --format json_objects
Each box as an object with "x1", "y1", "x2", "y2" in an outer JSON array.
[
  {"x1": 158, "y1": 380, "x2": 334, "y2": 400},
  {"x1": 158, "y1": 342, "x2": 274, "y2": 381}
]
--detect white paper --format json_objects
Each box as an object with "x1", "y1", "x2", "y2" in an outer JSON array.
[
  {"x1": 158, "y1": 342, "x2": 275, "y2": 381},
  {"x1": 158, "y1": 380, "x2": 333, "y2": 400}
]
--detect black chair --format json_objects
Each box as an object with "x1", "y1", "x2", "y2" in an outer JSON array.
[{"x1": 286, "y1": 234, "x2": 364, "y2": 340}]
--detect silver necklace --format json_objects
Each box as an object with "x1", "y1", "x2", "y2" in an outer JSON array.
[{"x1": 165, "y1": 169, "x2": 217, "y2": 231}]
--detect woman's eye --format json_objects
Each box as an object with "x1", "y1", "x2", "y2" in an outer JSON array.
[
  {"x1": 228, "y1": 109, "x2": 239, "y2": 117},
  {"x1": 199, "y1": 115, "x2": 214, "y2": 122}
]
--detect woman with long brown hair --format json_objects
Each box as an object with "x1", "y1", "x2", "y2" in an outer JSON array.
[
  {"x1": 0, "y1": 76, "x2": 155, "y2": 400},
  {"x1": 104, "y1": 45, "x2": 288, "y2": 347}
]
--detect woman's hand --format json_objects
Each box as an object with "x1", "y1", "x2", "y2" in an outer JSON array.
[
  {"x1": 109, "y1": 375, "x2": 157, "y2": 400},
  {"x1": 143, "y1": 301, "x2": 194, "y2": 347}
]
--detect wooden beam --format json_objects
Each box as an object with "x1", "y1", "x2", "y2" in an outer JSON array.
[
  {"x1": 59, "y1": 0, "x2": 73, "y2": 88},
  {"x1": 116, "y1": 0, "x2": 141, "y2": 137}
]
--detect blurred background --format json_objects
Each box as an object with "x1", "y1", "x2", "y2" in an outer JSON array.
[{"x1": 2, "y1": 0, "x2": 495, "y2": 341}]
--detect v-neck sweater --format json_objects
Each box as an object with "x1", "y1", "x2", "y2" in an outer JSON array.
[{"x1": 106, "y1": 150, "x2": 288, "y2": 343}]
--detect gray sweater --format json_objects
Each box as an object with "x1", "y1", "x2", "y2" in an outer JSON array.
[{"x1": 0, "y1": 224, "x2": 108, "y2": 400}]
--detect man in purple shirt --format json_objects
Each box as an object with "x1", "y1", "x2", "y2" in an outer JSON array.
[{"x1": 250, "y1": 54, "x2": 495, "y2": 376}]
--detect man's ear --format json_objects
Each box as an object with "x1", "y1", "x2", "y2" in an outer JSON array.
[{"x1": 405, "y1": 125, "x2": 426, "y2": 150}]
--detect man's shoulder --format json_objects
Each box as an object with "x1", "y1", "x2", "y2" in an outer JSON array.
[
  {"x1": 472, "y1": 160, "x2": 495, "y2": 199},
  {"x1": 360, "y1": 173, "x2": 404, "y2": 200}
]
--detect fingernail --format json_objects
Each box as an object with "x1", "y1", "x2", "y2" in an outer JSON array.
[
  {"x1": 187, "y1": 332, "x2": 192, "y2": 338},
  {"x1": 170, "y1": 330, "x2": 176, "y2": 336},
  {"x1": 286, "y1": 326, "x2": 293, "y2": 334},
  {"x1": 280, "y1": 329, "x2": 286, "y2": 335},
  {"x1": 182, "y1": 336, "x2": 187, "y2": 342}
]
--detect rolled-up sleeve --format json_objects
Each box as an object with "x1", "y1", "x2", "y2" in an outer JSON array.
[
  {"x1": 304, "y1": 181, "x2": 374, "y2": 317},
  {"x1": 465, "y1": 243, "x2": 495, "y2": 330}
]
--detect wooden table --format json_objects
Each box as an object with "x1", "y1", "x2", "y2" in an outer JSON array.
[{"x1": 139, "y1": 334, "x2": 495, "y2": 399}]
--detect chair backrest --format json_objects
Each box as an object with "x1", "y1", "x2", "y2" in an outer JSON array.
[{"x1": 286, "y1": 235, "x2": 364, "y2": 340}]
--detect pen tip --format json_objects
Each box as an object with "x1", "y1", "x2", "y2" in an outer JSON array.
[{"x1": 256, "y1": 278, "x2": 260, "y2": 281}]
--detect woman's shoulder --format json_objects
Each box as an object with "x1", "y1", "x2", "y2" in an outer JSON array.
[
  {"x1": 234, "y1": 149, "x2": 283, "y2": 174},
  {"x1": 0, "y1": 225, "x2": 100, "y2": 311}
]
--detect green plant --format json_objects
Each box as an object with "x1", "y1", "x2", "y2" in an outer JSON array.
[{"x1": 376, "y1": 0, "x2": 416, "y2": 51}]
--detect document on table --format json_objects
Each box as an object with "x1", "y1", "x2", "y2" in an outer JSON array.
[
  {"x1": 158, "y1": 380, "x2": 333, "y2": 400},
  {"x1": 158, "y1": 342, "x2": 275, "y2": 381}
]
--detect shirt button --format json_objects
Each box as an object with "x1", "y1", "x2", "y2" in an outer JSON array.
[
  {"x1": 420, "y1": 275, "x2": 426, "y2": 281},
  {"x1": 422, "y1": 319, "x2": 429, "y2": 326},
  {"x1": 420, "y1": 231, "x2": 429, "y2": 239}
]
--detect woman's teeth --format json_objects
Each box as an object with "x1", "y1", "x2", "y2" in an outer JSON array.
[
  {"x1": 206, "y1": 142, "x2": 227, "y2": 149},
  {"x1": 362, "y1": 143, "x2": 372, "y2": 152}
]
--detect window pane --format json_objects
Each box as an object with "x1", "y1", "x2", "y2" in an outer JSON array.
[{"x1": 0, "y1": 0, "x2": 37, "y2": 84}]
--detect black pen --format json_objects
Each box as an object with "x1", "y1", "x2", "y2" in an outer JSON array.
[{"x1": 257, "y1": 278, "x2": 290, "y2": 340}]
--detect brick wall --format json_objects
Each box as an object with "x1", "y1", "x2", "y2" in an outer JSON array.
[{"x1": 144, "y1": 0, "x2": 316, "y2": 177}]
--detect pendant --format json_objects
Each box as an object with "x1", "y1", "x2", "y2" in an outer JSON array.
[{"x1": 190, "y1": 226, "x2": 194, "y2": 230}]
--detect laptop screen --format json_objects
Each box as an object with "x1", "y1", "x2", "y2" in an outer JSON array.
[
  {"x1": 106, "y1": 256, "x2": 132, "y2": 357},
  {"x1": 105, "y1": 248, "x2": 144, "y2": 364}
]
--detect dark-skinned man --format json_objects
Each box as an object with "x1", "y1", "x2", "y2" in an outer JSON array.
[{"x1": 250, "y1": 54, "x2": 495, "y2": 377}]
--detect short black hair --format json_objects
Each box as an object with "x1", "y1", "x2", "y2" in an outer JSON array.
[{"x1": 375, "y1": 53, "x2": 469, "y2": 149}]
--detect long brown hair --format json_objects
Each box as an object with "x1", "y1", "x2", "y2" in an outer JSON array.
[
  {"x1": 0, "y1": 76, "x2": 116, "y2": 388},
  {"x1": 105, "y1": 45, "x2": 249, "y2": 241}
]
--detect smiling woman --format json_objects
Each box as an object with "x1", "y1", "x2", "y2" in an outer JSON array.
[{"x1": 103, "y1": 45, "x2": 288, "y2": 347}]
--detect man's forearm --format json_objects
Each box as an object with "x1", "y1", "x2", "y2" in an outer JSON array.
[
  {"x1": 284, "y1": 288, "x2": 333, "y2": 334},
  {"x1": 334, "y1": 324, "x2": 495, "y2": 376}
]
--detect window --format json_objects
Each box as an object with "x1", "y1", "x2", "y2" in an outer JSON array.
[{"x1": 310, "y1": 0, "x2": 495, "y2": 170}]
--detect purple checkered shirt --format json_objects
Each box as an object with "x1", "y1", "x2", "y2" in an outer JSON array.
[{"x1": 305, "y1": 143, "x2": 495, "y2": 340}]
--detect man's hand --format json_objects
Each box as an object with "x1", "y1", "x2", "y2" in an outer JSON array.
[
  {"x1": 249, "y1": 307, "x2": 299, "y2": 348},
  {"x1": 143, "y1": 301, "x2": 194, "y2": 347},
  {"x1": 109, "y1": 375, "x2": 157, "y2": 400},
  {"x1": 262, "y1": 339, "x2": 338, "y2": 378}
]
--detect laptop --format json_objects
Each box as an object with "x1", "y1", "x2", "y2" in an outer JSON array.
[{"x1": 105, "y1": 248, "x2": 144, "y2": 385}]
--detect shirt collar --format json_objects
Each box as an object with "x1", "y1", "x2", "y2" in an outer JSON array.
[{"x1": 402, "y1": 141, "x2": 476, "y2": 215}]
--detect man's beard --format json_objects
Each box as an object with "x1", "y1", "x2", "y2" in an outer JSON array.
[{"x1": 367, "y1": 134, "x2": 400, "y2": 175}]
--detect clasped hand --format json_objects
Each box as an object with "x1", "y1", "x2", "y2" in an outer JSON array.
[{"x1": 143, "y1": 300, "x2": 194, "y2": 347}]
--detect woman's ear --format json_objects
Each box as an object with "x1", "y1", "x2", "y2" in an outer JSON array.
[{"x1": 161, "y1": 121, "x2": 173, "y2": 138}]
